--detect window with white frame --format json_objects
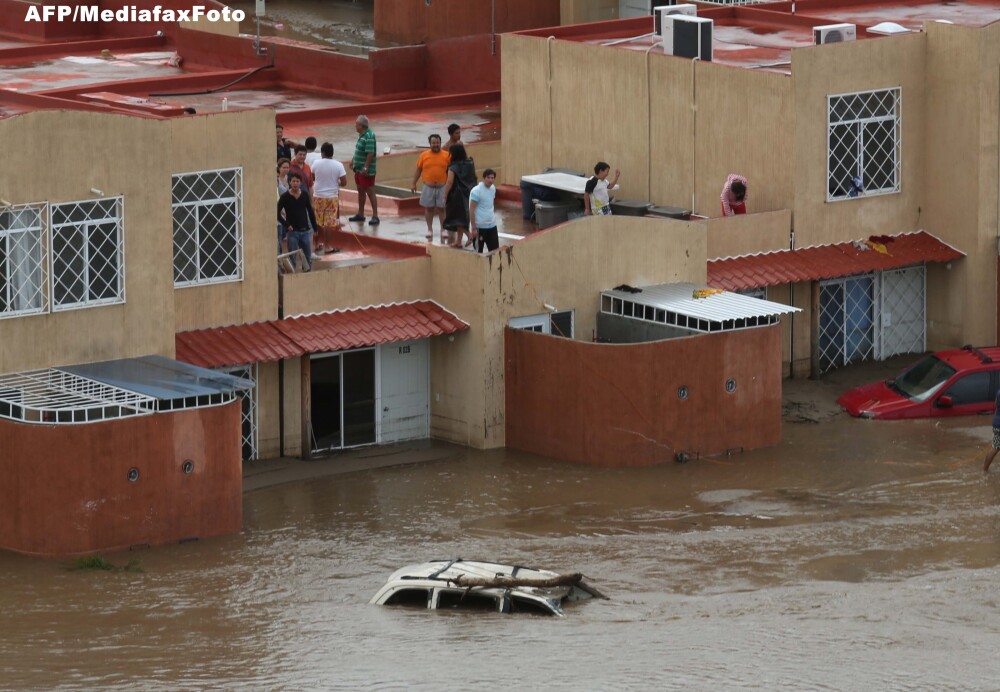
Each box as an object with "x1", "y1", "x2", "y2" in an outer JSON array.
[
  {"x1": 172, "y1": 168, "x2": 243, "y2": 286},
  {"x1": 827, "y1": 87, "x2": 901, "y2": 201},
  {"x1": 0, "y1": 204, "x2": 46, "y2": 317},
  {"x1": 50, "y1": 197, "x2": 124, "y2": 310}
]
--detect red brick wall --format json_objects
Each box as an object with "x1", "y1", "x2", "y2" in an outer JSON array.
[
  {"x1": 0, "y1": 402, "x2": 243, "y2": 556},
  {"x1": 505, "y1": 326, "x2": 783, "y2": 466}
]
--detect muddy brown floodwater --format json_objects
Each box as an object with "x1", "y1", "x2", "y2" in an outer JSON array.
[{"x1": 4, "y1": 360, "x2": 1000, "y2": 690}]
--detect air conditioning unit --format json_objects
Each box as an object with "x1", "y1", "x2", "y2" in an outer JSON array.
[
  {"x1": 661, "y1": 16, "x2": 713, "y2": 61},
  {"x1": 813, "y1": 23, "x2": 857, "y2": 44},
  {"x1": 654, "y1": 4, "x2": 697, "y2": 38}
]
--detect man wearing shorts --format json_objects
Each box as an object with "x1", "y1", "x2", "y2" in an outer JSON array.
[
  {"x1": 349, "y1": 115, "x2": 379, "y2": 226},
  {"x1": 984, "y1": 388, "x2": 1000, "y2": 472},
  {"x1": 411, "y1": 134, "x2": 450, "y2": 241},
  {"x1": 311, "y1": 142, "x2": 347, "y2": 253}
]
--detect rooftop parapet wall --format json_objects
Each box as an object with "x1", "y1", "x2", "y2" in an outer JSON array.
[{"x1": 500, "y1": 33, "x2": 794, "y2": 217}]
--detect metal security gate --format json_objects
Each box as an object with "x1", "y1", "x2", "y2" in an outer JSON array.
[
  {"x1": 879, "y1": 266, "x2": 926, "y2": 358},
  {"x1": 819, "y1": 267, "x2": 927, "y2": 373},
  {"x1": 218, "y1": 363, "x2": 257, "y2": 461},
  {"x1": 819, "y1": 274, "x2": 876, "y2": 373}
]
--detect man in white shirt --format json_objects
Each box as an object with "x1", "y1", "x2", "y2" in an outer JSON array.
[
  {"x1": 469, "y1": 169, "x2": 499, "y2": 253},
  {"x1": 584, "y1": 161, "x2": 620, "y2": 216},
  {"x1": 311, "y1": 142, "x2": 348, "y2": 254}
]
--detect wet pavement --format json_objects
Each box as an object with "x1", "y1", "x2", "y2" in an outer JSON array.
[
  {"x1": 0, "y1": 52, "x2": 186, "y2": 92},
  {"x1": 281, "y1": 106, "x2": 501, "y2": 159},
  {"x1": 4, "y1": 359, "x2": 1000, "y2": 688}
]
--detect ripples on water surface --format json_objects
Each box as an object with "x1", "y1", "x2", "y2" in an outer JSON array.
[{"x1": 4, "y1": 416, "x2": 1000, "y2": 690}]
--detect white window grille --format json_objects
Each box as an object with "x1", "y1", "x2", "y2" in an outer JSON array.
[
  {"x1": 217, "y1": 363, "x2": 257, "y2": 461},
  {"x1": 0, "y1": 204, "x2": 46, "y2": 318},
  {"x1": 827, "y1": 87, "x2": 901, "y2": 201},
  {"x1": 172, "y1": 167, "x2": 243, "y2": 286},
  {"x1": 50, "y1": 197, "x2": 125, "y2": 310}
]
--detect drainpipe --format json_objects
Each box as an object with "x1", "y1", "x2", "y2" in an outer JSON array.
[
  {"x1": 491, "y1": 0, "x2": 496, "y2": 56},
  {"x1": 691, "y1": 56, "x2": 700, "y2": 214},
  {"x1": 645, "y1": 42, "x2": 659, "y2": 201},
  {"x1": 547, "y1": 35, "x2": 555, "y2": 169},
  {"x1": 788, "y1": 221, "x2": 795, "y2": 378}
]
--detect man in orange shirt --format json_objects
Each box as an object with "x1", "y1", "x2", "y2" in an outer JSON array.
[{"x1": 411, "y1": 134, "x2": 451, "y2": 242}]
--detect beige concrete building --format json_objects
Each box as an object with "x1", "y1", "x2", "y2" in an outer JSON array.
[{"x1": 502, "y1": 4, "x2": 1000, "y2": 377}]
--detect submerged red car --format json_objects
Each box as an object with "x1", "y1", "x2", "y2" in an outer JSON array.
[{"x1": 837, "y1": 346, "x2": 1000, "y2": 420}]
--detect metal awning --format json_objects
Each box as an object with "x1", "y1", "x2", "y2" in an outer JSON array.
[
  {"x1": 0, "y1": 355, "x2": 251, "y2": 425},
  {"x1": 176, "y1": 300, "x2": 469, "y2": 369},
  {"x1": 600, "y1": 282, "x2": 800, "y2": 333},
  {"x1": 708, "y1": 230, "x2": 963, "y2": 291}
]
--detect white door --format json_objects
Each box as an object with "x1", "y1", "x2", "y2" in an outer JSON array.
[
  {"x1": 379, "y1": 339, "x2": 430, "y2": 444},
  {"x1": 879, "y1": 265, "x2": 926, "y2": 358}
]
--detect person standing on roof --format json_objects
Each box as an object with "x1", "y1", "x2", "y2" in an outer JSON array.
[
  {"x1": 411, "y1": 134, "x2": 451, "y2": 243},
  {"x1": 288, "y1": 145, "x2": 314, "y2": 194},
  {"x1": 311, "y1": 142, "x2": 348, "y2": 254},
  {"x1": 349, "y1": 115, "x2": 380, "y2": 226},
  {"x1": 984, "y1": 388, "x2": 1000, "y2": 473},
  {"x1": 276, "y1": 122, "x2": 296, "y2": 161},
  {"x1": 584, "y1": 162, "x2": 620, "y2": 216},
  {"x1": 469, "y1": 169, "x2": 500, "y2": 253},
  {"x1": 277, "y1": 172, "x2": 318, "y2": 272},
  {"x1": 446, "y1": 123, "x2": 464, "y2": 151},
  {"x1": 442, "y1": 144, "x2": 477, "y2": 248},
  {"x1": 721, "y1": 173, "x2": 748, "y2": 216}
]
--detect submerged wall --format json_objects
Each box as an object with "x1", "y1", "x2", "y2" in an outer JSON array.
[
  {"x1": 505, "y1": 325, "x2": 782, "y2": 466},
  {"x1": 0, "y1": 402, "x2": 243, "y2": 556}
]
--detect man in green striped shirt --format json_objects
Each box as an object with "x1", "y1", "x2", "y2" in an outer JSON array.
[{"x1": 349, "y1": 114, "x2": 379, "y2": 225}]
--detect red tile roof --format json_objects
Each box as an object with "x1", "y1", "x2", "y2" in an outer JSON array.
[
  {"x1": 175, "y1": 301, "x2": 468, "y2": 369},
  {"x1": 707, "y1": 231, "x2": 964, "y2": 291}
]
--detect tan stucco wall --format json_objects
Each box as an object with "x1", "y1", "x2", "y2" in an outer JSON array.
[
  {"x1": 169, "y1": 109, "x2": 278, "y2": 331},
  {"x1": 922, "y1": 22, "x2": 999, "y2": 349},
  {"x1": 0, "y1": 110, "x2": 174, "y2": 373},
  {"x1": 705, "y1": 209, "x2": 791, "y2": 259},
  {"x1": 790, "y1": 34, "x2": 926, "y2": 247},
  {"x1": 561, "y1": 0, "x2": 618, "y2": 24},
  {"x1": 501, "y1": 35, "x2": 793, "y2": 217}
]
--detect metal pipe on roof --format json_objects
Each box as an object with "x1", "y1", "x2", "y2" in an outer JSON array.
[
  {"x1": 691, "y1": 57, "x2": 700, "y2": 214},
  {"x1": 603, "y1": 32, "x2": 655, "y2": 47},
  {"x1": 645, "y1": 41, "x2": 659, "y2": 203}
]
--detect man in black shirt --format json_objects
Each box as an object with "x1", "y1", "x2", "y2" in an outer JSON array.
[{"x1": 277, "y1": 173, "x2": 317, "y2": 271}]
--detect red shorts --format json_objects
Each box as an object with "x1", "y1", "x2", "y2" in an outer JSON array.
[
  {"x1": 722, "y1": 201, "x2": 746, "y2": 216},
  {"x1": 354, "y1": 171, "x2": 376, "y2": 189}
]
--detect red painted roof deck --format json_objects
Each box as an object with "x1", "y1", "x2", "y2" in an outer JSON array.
[
  {"x1": 514, "y1": 0, "x2": 1000, "y2": 74},
  {"x1": 707, "y1": 230, "x2": 963, "y2": 290}
]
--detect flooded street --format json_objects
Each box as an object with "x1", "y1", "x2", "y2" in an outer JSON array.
[{"x1": 4, "y1": 376, "x2": 1000, "y2": 689}]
